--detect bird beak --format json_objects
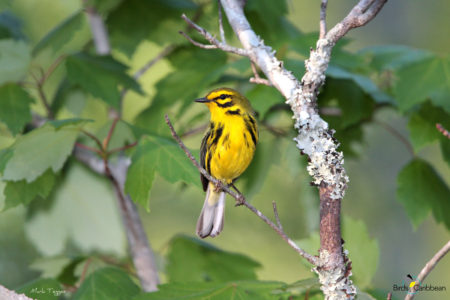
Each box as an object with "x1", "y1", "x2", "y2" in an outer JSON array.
[{"x1": 194, "y1": 97, "x2": 211, "y2": 103}]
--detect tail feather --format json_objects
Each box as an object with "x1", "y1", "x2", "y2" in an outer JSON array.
[{"x1": 196, "y1": 182, "x2": 226, "y2": 238}]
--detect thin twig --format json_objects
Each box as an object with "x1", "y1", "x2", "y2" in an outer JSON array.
[
  {"x1": 103, "y1": 118, "x2": 119, "y2": 151},
  {"x1": 272, "y1": 201, "x2": 283, "y2": 230},
  {"x1": 404, "y1": 240, "x2": 450, "y2": 300},
  {"x1": 218, "y1": 0, "x2": 226, "y2": 43},
  {"x1": 181, "y1": 123, "x2": 209, "y2": 138},
  {"x1": 81, "y1": 129, "x2": 104, "y2": 151},
  {"x1": 375, "y1": 120, "x2": 415, "y2": 157},
  {"x1": 108, "y1": 142, "x2": 138, "y2": 155},
  {"x1": 180, "y1": 14, "x2": 249, "y2": 56},
  {"x1": 165, "y1": 114, "x2": 319, "y2": 266},
  {"x1": 319, "y1": 0, "x2": 328, "y2": 39},
  {"x1": 250, "y1": 63, "x2": 272, "y2": 86},
  {"x1": 75, "y1": 142, "x2": 103, "y2": 155},
  {"x1": 40, "y1": 54, "x2": 67, "y2": 85},
  {"x1": 436, "y1": 123, "x2": 450, "y2": 139},
  {"x1": 77, "y1": 258, "x2": 92, "y2": 287}
]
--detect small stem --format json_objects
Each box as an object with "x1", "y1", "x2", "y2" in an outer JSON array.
[
  {"x1": 319, "y1": 0, "x2": 328, "y2": 39},
  {"x1": 108, "y1": 142, "x2": 138, "y2": 155},
  {"x1": 103, "y1": 118, "x2": 119, "y2": 151},
  {"x1": 218, "y1": 0, "x2": 226, "y2": 43},
  {"x1": 77, "y1": 258, "x2": 92, "y2": 287},
  {"x1": 375, "y1": 120, "x2": 415, "y2": 157},
  {"x1": 272, "y1": 201, "x2": 283, "y2": 230},
  {"x1": 40, "y1": 54, "x2": 67, "y2": 85},
  {"x1": 75, "y1": 142, "x2": 103, "y2": 155},
  {"x1": 436, "y1": 123, "x2": 450, "y2": 139},
  {"x1": 81, "y1": 129, "x2": 104, "y2": 151}
]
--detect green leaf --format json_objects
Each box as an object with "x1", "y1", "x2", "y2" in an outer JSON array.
[
  {"x1": 245, "y1": 85, "x2": 283, "y2": 118},
  {"x1": 407, "y1": 101, "x2": 450, "y2": 152},
  {"x1": 320, "y1": 78, "x2": 375, "y2": 128},
  {"x1": 241, "y1": 135, "x2": 281, "y2": 199},
  {"x1": 359, "y1": 45, "x2": 433, "y2": 71},
  {"x1": 73, "y1": 267, "x2": 140, "y2": 300},
  {"x1": 342, "y1": 218, "x2": 379, "y2": 289},
  {"x1": 25, "y1": 164, "x2": 126, "y2": 256},
  {"x1": 29, "y1": 256, "x2": 72, "y2": 278},
  {"x1": 32, "y1": 10, "x2": 85, "y2": 56},
  {"x1": 3, "y1": 169, "x2": 55, "y2": 211},
  {"x1": 16, "y1": 278, "x2": 63, "y2": 300},
  {"x1": 107, "y1": 0, "x2": 197, "y2": 56},
  {"x1": 125, "y1": 135, "x2": 200, "y2": 210},
  {"x1": 0, "y1": 83, "x2": 34, "y2": 135},
  {"x1": 394, "y1": 55, "x2": 450, "y2": 112},
  {"x1": 66, "y1": 52, "x2": 143, "y2": 109},
  {"x1": 134, "y1": 281, "x2": 285, "y2": 300},
  {"x1": 0, "y1": 147, "x2": 13, "y2": 174},
  {"x1": 135, "y1": 47, "x2": 227, "y2": 133},
  {"x1": 297, "y1": 217, "x2": 379, "y2": 289},
  {"x1": 0, "y1": 39, "x2": 31, "y2": 85},
  {"x1": 0, "y1": 11, "x2": 27, "y2": 40},
  {"x1": 167, "y1": 235, "x2": 261, "y2": 282},
  {"x1": 326, "y1": 65, "x2": 394, "y2": 104},
  {"x1": 397, "y1": 158, "x2": 450, "y2": 229},
  {"x1": 2, "y1": 120, "x2": 85, "y2": 182},
  {"x1": 440, "y1": 136, "x2": 450, "y2": 167}
]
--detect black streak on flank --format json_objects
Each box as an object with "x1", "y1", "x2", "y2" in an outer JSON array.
[
  {"x1": 226, "y1": 109, "x2": 241, "y2": 115},
  {"x1": 245, "y1": 119, "x2": 257, "y2": 146},
  {"x1": 211, "y1": 124, "x2": 224, "y2": 146},
  {"x1": 206, "y1": 151, "x2": 212, "y2": 173},
  {"x1": 216, "y1": 101, "x2": 234, "y2": 108}
]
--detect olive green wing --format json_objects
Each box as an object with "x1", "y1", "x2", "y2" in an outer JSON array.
[{"x1": 200, "y1": 130, "x2": 210, "y2": 191}]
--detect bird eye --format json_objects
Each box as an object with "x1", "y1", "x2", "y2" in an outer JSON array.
[{"x1": 219, "y1": 94, "x2": 227, "y2": 100}]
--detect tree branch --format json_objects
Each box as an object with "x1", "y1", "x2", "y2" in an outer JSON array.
[
  {"x1": 181, "y1": 0, "x2": 387, "y2": 298},
  {"x1": 180, "y1": 14, "x2": 249, "y2": 56},
  {"x1": 165, "y1": 114, "x2": 319, "y2": 266},
  {"x1": 0, "y1": 285, "x2": 32, "y2": 300},
  {"x1": 82, "y1": 2, "x2": 160, "y2": 291},
  {"x1": 320, "y1": 0, "x2": 328, "y2": 39},
  {"x1": 404, "y1": 240, "x2": 450, "y2": 300},
  {"x1": 436, "y1": 123, "x2": 450, "y2": 139}
]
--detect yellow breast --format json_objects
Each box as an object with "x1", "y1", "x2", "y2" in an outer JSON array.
[{"x1": 208, "y1": 115, "x2": 257, "y2": 183}]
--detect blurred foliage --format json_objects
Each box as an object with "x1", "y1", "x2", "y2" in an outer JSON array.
[{"x1": 0, "y1": 0, "x2": 449, "y2": 299}]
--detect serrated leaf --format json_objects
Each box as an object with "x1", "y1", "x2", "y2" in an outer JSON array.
[
  {"x1": 66, "y1": 52, "x2": 143, "y2": 109},
  {"x1": 2, "y1": 120, "x2": 85, "y2": 182},
  {"x1": 29, "y1": 256, "x2": 72, "y2": 278},
  {"x1": 3, "y1": 169, "x2": 55, "y2": 211},
  {"x1": 245, "y1": 85, "x2": 283, "y2": 118},
  {"x1": 297, "y1": 217, "x2": 379, "y2": 288},
  {"x1": 0, "y1": 83, "x2": 34, "y2": 135},
  {"x1": 16, "y1": 278, "x2": 63, "y2": 300},
  {"x1": 107, "y1": 0, "x2": 197, "y2": 56},
  {"x1": 135, "y1": 47, "x2": 227, "y2": 133},
  {"x1": 32, "y1": 10, "x2": 85, "y2": 56},
  {"x1": 394, "y1": 55, "x2": 450, "y2": 112},
  {"x1": 241, "y1": 136, "x2": 280, "y2": 199},
  {"x1": 134, "y1": 281, "x2": 285, "y2": 300},
  {"x1": 125, "y1": 134, "x2": 199, "y2": 209},
  {"x1": 397, "y1": 158, "x2": 450, "y2": 229},
  {"x1": 326, "y1": 65, "x2": 393, "y2": 104},
  {"x1": 320, "y1": 78, "x2": 375, "y2": 128},
  {"x1": 0, "y1": 39, "x2": 31, "y2": 85},
  {"x1": 0, "y1": 10, "x2": 26, "y2": 40},
  {"x1": 407, "y1": 101, "x2": 450, "y2": 152},
  {"x1": 73, "y1": 267, "x2": 140, "y2": 300},
  {"x1": 359, "y1": 45, "x2": 433, "y2": 71},
  {"x1": 167, "y1": 235, "x2": 261, "y2": 282},
  {"x1": 25, "y1": 164, "x2": 126, "y2": 256}
]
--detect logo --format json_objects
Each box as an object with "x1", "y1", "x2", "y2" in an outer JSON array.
[{"x1": 392, "y1": 274, "x2": 446, "y2": 295}]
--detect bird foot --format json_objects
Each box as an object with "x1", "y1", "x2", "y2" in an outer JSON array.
[
  {"x1": 213, "y1": 181, "x2": 224, "y2": 193},
  {"x1": 234, "y1": 194, "x2": 246, "y2": 207}
]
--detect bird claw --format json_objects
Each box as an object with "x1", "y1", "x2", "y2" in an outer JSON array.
[
  {"x1": 214, "y1": 181, "x2": 224, "y2": 193},
  {"x1": 234, "y1": 194, "x2": 246, "y2": 207}
]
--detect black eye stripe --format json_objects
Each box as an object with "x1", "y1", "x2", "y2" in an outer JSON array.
[
  {"x1": 226, "y1": 109, "x2": 241, "y2": 115},
  {"x1": 216, "y1": 101, "x2": 233, "y2": 108},
  {"x1": 213, "y1": 94, "x2": 231, "y2": 101}
]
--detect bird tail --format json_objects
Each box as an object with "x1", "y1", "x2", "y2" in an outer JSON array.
[{"x1": 196, "y1": 182, "x2": 226, "y2": 238}]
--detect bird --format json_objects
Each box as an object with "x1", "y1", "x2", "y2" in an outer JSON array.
[{"x1": 195, "y1": 87, "x2": 258, "y2": 238}]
